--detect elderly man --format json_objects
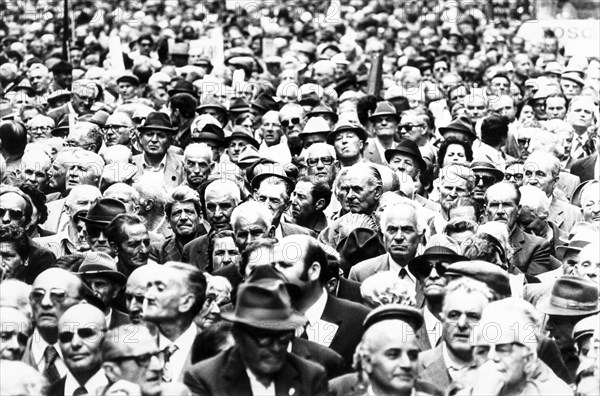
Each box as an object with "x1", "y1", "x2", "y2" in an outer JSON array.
[
  {"x1": 83, "y1": 198, "x2": 127, "y2": 256},
  {"x1": 329, "y1": 305, "x2": 441, "y2": 396},
  {"x1": 16, "y1": 149, "x2": 52, "y2": 191},
  {"x1": 274, "y1": 235, "x2": 370, "y2": 366},
  {"x1": 66, "y1": 122, "x2": 103, "y2": 153},
  {"x1": 182, "y1": 179, "x2": 242, "y2": 270},
  {"x1": 470, "y1": 161, "x2": 504, "y2": 203},
  {"x1": 184, "y1": 272, "x2": 328, "y2": 395},
  {"x1": 104, "y1": 112, "x2": 135, "y2": 147},
  {"x1": 288, "y1": 176, "x2": 331, "y2": 234},
  {"x1": 0, "y1": 306, "x2": 32, "y2": 360},
  {"x1": 437, "y1": 164, "x2": 475, "y2": 221},
  {"x1": 574, "y1": 244, "x2": 600, "y2": 284},
  {"x1": 524, "y1": 151, "x2": 582, "y2": 232},
  {"x1": 225, "y1": 126, "x2": 259, "y2": 165},
  {"x1": 305, "y1": 142, "x2": 337, "y2": 186},
  {"x1": 455, "y1": 297, "x2": 572, "y2": 395},
  {"x1": 183, "y1": 143, "x2": 213, "y2": 190},
  {"x1": 484, "y1": 182, "x2": 552, "y2": 275},
  {"x1": 105, "y1": 214, "x2": 152, "y2": 277},
  {"x1": 567, "y1": 96, "x2": 597, "y2": 160},
  {"x1": 124, "y1": 264, "x2": 162, "y2": 325},
  {"x1": 143, "y1": 262, "x2": 206, "y2": 383},
  {"x1": 364, "y1": 101, "x2": 400, "y2": 165},
  {"x1": 327, "y1": 118, "x2": 368, "y2": 168},
  {"x1": 133, "y1": 112, "x2": 184, "y2": 189},
  {"x1": 279, "y1": 103, "x2": 306, "y2": 158},
  {"x1": 47, "y1": 79, "x2": 98, "y2": 123},
  {"x1": 339, "y1": 163, "x2": 383, "y2": 216},
  {"x1": 259, "y1": 110, "x2": 292, "y2": 164},
  {"x1": 48, "y1": 304, "x2": 108, "y2": 396},
  {"x1": 0, "y1": 360, "x2": 47, "y2": 396},
  {"x1": 27, "y1": 115, "x2": 55, "y2": 142},
  {"x1": 21, "y1": 269, "x2": 84, "y2": 384}
]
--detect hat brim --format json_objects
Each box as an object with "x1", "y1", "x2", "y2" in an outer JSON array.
[
  {"x1": 384, "y1": 149, "x2": 427, "y2": 172},
  {"x1": 79, "y1": 269, "x2": 127, "y2": 285},
  {"x1": 309, "y1": 112, "x2": 339, "y2": 123},
  {"x1": 138, "y1": 125, "x2": 177, "y2": 133},
  {"x1": 408, "y1": 253, "x2": 466, "y2": 275},
  {"x1": 225, "y1": 133, "x2": 259, "y2": 149},
  {"x1": 438, "y1": 127, "x2": 476, "y2": 138},
  {"x1": 369, "y1": 112, "x2": 400, "y2": 121},
  {"x1": 221, "y1": 311, "x2": 307, "y2": 330},
  {"x1": 471, "y1": 167, "x2": 504, "y2": 180},
  {"x1": 326, "y1": 127, "x2": 368, "y2": 144},
  {"x1": 251, "y1": 173, "x2": 295, "y2": 191},
  {"x1": 117, "y1": 77, "x2": 140, "y2": 85},
  {"x1": 536, "y1": 294, "x2": 600, "y2": 316},
  {"x1": 195, "y1": 105, "x2": 228, "y2": 115}
]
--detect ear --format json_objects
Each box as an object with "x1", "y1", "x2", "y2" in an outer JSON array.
[
  {"x1": 314, "y1": 198, "x2": 326, "y2": 212},
  {"x1": 143, "y1": 199, "x2": 155, "y2": 212},
  {"x1": 178, "y1": 293, "x2": 196, "y2": 314},
  {"x1": 111, "y1": 286, "x2": 121, "y2": 301},
  {"x1": 102, "y1": 362, "x2": 119, "y2": 383},
  {"x1": 109, "y1": 242, "x2": 119, "y2": 256},
  {"x1": 325, "y1": 277, "x2": 338, "y2": 294},
  {"x1": 373, "y1": 185, "x2": 383, "y2": 201},
  {"x1": 308, "y1": 261, "x2": 321, "y2": 282}
]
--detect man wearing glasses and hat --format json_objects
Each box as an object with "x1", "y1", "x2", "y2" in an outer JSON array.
[
  {"x1": 364, "y1": 101, "x2": 401, "y2": 165},
  {"x1": 47, "y1": 79, "x2": 98, "y2": 124},
  {"x1": 132, "y1": 112, "x2": 185, "y2": 189}
]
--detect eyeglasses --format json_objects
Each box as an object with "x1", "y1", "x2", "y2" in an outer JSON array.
[
  {"x1": 413, "y1": 261, "x2": 449, "y2": 279},
  {"x1": 109, "y1": 350, "x2": 165, "y2": 367},
  {"x1": 0, "y1": 208, "x2": 23, "y2": 221},
  {"x1": 306, "y1": 156, "x2": 334, "y2": 167},
  {"x1": 505, "y1": 173, "x2": 523, "y2": 181},
  {"x1": 58, "y1": 327, "x2": 107, "y2": 343},
  {"x1": 140, "y1": 131, "x2": 169, "y2": 139},
  {"x1": 473, "y1": 342, "x2": 528, "y2": 358},
  {"x1": 29, "y1": 126, "x2": 52, "y2": 133},
  {"x1": 0, "y1": 330, "x2": 29, "y2": 346},
  {"x1": 73, "y1": 92, "x2": 95, "y2": 104},
  {"x1": 242, "y1": 326, "x2": 295, "y2": 348},
  {"x1": 280, "y1": 118, "x2": 301, "y2": 128},
  {"x1": 517, "y1": 138, "x2": 530, "y2": 146},
  {"x1": 475, "y1": 175, "x2": 497, "y2": 187},
  {"x1": 105, "y1": 124, "x2": 128, "y2": 131},
  {"x1": 399, "y1": 124, "x2": 425, "y2": 132},
  {"x1": 30, "y1": 288, "x2": 71, "y2": 305},
  {"x1": 85, "y1": 224, "x2": 106, "y2": 238}
]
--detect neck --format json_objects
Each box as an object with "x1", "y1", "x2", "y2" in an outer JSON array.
[
  {"x1": 176, "y1": 232, "x2": 196, "y2": 248},
  {"x1": 297, "y1": 285, "x2": 324, "y2": 314},
  {"x1": 445, "y1": 342, "x2": 473, "y2": 365},
  {"x1": 573, "y1": 124, "x2": 587, "y2": 135},
  {"x1": 370, "y1": 381, "x2": 413, "y2": 396},
  {"x1": 157, "y1": 318, "x2": 192, "y2": 342},
  {"x1": 179, "y1": 117, "x2": 193, "y2": 131},
  {"x1": 294, "y1": 212, "x2": 318, "y2": 229},
  {"x1": 376, "y1": 135, "x2": 394, "y2": 149},
  {"x1": 143, "y1": 152, "x2": 166, "y2": 167},
  {"x1": 72, "y1": 368, "x2": 100, "y2": 388},
  {"x1": 389, "y1": 253, "x2": 411, "y2": 267},
  {"x1": 339, "y1": 155, "x2": 361, "y2": 167},
  {"x1": 425, "y1": 298, "x2": 443, "y2": 318},
  {"x1": 38, "y1": 326, "x2": 58, "y2": 345},
  {"x1": 144, "y1": 212, "x2": 164, "y2": 231}
]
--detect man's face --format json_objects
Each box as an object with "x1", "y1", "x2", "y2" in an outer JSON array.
[
  {"x1": 47, "y1": 158, "x2": 69, "y2": 191},
  {"x1": 212, "y1": 236, "x2": 240, "y2": 271},
  {"x1": 545, "y1": 315, "x2": 580, "y2": 350},
  {"x1": 0, "y1": 193, "x2": 28, "y2": 227},
  {"x1": 138, "y1": 40, "x2": 152, "y2": 56},
  {"x1": 442, "y1": 290, "x2": 487, "y2": 359},
  {"x1": 143, "y1": 269, "x2": 185, "y2": 321},
  {"x1": 19, "y1": 159, "x2": 50, "y2": 189},
  {"x1": 560, "y1": 79, "x2": 582, "y2": 99},
  {"x1": 107, "y1": 333, "x2": 162, "y2": 388},
  {"x1": 382, "y1": 211, "x2": 421, "y2": 263},
  {"x1": 523, "y1": 159, "x2": 555, "y2": 196},
  {"x1": 574, "y1": 246, "x2": 600, "y2": 284},
  {"x1": 422, "y1": 262, "x2": 449, "y2": 300},
  {"x1": 388, "y1": 154, "x2": 419, "y2": 180},
  {"x1": 313, "y1": 65, "x2": 334, "y2": 87},
  {"x1": 184, "y1": 152, "x2": 212, "y2": 188},
  {"x1": 84, "y1": 275, "x2": 118, "y2": 309},
  {"x1": 490, "y1": 77, "x2": 510, "y2": 95},
  {"x1": 580, "y1": 186, "x2": 600, "y2": 226},
  {"x1": 306, "y1": 146, "x2": 336, "y2": 185},
  {"x1": 104, "y1": 120, "x2": 132, "y2": 147},
  {"x1": 115, "y1": 224, "x2": 150, "y2": 270},
  {"x1": 125, "y1": 277, "x2": 148, "y2": 324},
  {"x1": 235, "y1": 325, "x2": 294, "y2": 378},
  {"x1": 334, "y1": 131, "x2": 363, "y2": 162},
  {"x1": 439, "y1": 176, "x2": 470, "y2": 212},
  {"x1": 400, "y1": 114, "x2": 428, "y2": 144},
  {"x1": 0, "y1": 242, "x2": 24, "y2": 281},
  {"x1": 118, "y1": 82, "x2": 136, "y2": 100},
  {"x1": 473, "y1": 170, "x2": 499, "y2": 201},
  {"x1": 0, "y1": 308, "x2": 31, "y2": 360},
  {"x1": 30, "y1": 272, "x2": 81, "y2": 331},
  {"x1": 341, "y1": 169, "x2": 380, "y2": 214},
  {"x1": 66, "y1": 160, "x2": 99, "y2": 191},
  {"x1": 262, "y1": 112, "x2": 283, "y2": 146},
  {"x1": 485, "y1": 187, "x2": 519, "y2": 230},
  {"x1": 567, "y1": 101, "x2": 595, "y2": 128},
  {"x1": 86, "y1": 224, "x2": 112, "y2": 255},
  {"x1": 169, "y1": 201, "x2": 200, "y2": 238},
  {"x1": 227, "y1": 138, "x2": 248, "y2": 163},
  {"x1": 58, "y1": 307, "x2": 105, "y2": 376},
  {"x1": 291, "y1": 181, "x2": 316, "y2": 222},
  {"x1": 372, "y1": 115, "x2": 398, "y2": 139},
  {"x1": 279, "y1": 107, "x2": 305, "y2": 138},
  {"x1": 205, "y1": 188, "x2": 237, "y2": 231},
  {"x1": 28, "y1": 117, "x2": 54, "y2": 142},
  {"x1": 504, "y1": 163, "x2": 524, "y2": 187},
  {"x1": 514, "y1": 56, "x2": 532, "y2": 77},
  {"x1": 233, "y1": 216, "x2": 270, "y2": 252},
  {"x1": 29, "y1": 69, "x2": 49, "y2": 93},
  {"x1": 71, "y1": 89, "x2": 96, "y2": 115},
  {"x1": 491, "y1": 97, "x2": 516, "y2": 122},
  {"x1": 546, "y1": 97, "x2": 567, "y2": 120},
  {"x1": 139, "y1": 130, "x2": 171, "y2": 158},
  {"x1": 464, "y1": 96, "x2": 488, "y2": 122},
  {"x1": 256, "y1": 181, "x2": 289, "y2": 221}
]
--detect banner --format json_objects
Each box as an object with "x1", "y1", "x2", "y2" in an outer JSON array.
[{"x1": 518, "y1": 20, "x2": 600, "y2": 58}]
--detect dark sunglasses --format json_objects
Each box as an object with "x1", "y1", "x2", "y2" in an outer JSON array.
[
  {"x1": 109, "y1": 350, "x2": 165, "y2": 367},
  {"x1": 242, "y1": 325, "x2": 295, "y2": 348},
  {"x1": 125, "y1": 293, "x2": 145, "y2": 305},
  {"x1": 413, "y1": 261, "x2": 449, "y2": 279},
  {"x1": 399, "y1": 124, "x2": 424, "y2": 132},
  {"x1": 517, "y1": 138, "x2": 530, "y2": 146},
  {"x1": 0, "y1": 330, "x2": 29, "y2": 345},
  {"x1": 30, "y1": 288, "x2": 70, "y2": 305},
  {"x1": 475, "y1": 175, "x2": 497, "y2": 187},
  {"x1": 0, "y1": 208, "x2": 23, "y2": 221},
  {"x1": 280, "y1": 118, "x2": 301, "y2": 128},
  {"x1": 306, "y1": 156, "x2": 334, "y2": 167},
  {"x1": 58, "y1": 327, "x2": 106, "y2": 343},
  {"x1": 505, "y1": 173, "x2": 523, "y2": 181},
  {"x1": 86, "y1": 225, "x2": 105, "y2": 238}
]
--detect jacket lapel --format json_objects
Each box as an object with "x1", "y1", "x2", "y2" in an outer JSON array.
[
  {"x1": 274, "y1": 356, "x2": 301, "y2": 396},
  {"x1": 222, "y1": 348, "x2": 253, "y2": 396},
  {"x1": 321, "y1": 296, "x2": 342, "y2": 348}
]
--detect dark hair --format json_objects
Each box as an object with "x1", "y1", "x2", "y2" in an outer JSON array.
[
  {"x1": 240, "y1": 237, "x2": 277, "y2": 277},
  {"x1": 0, "y1": 224, "x2": 30, "y2": 260},
  {"x1": 298, "y1": 176, "x2": 332, "y2": 210},
  {"x1": 54, "y1": 254, "x2": 86, "y2": 272},
  {"x1": 444, "y1": 217, "x2": 478, "y2": 236},
  {"x1": 0, "y1": 186, "x2": 33, "y2": 226},
  {"x1": 480, "y1": 115, "x2": 509, "y2": 147},
  {"x1": 462, "y1": 233, "x2": 507, "y2": 267},
  {"x1": 448, "y1": 197, "x2": 480, "y2": 220},
  {"x1": 0, "y1": 120, "x2": 27, "y2": 156},
  {"x1": 164, "y1": 261, "x2": 207, "y2": 317},
  {"x1": 169, "y1": 93, "x2": 198, "y2": 118},
  {"x1": 105, "y1": 214, "x2": 146, "y2": 246},
  {"x1": 304, "y1": 237, "x2": 329, "y2": 285},
  {"x1": 190, "y1": 321, "x2": 233, "y2": 364},
  {"x1": 437, "y1": 138, "x2": 473, "y2": 169},
  {"x1": 18, "y1": 184, "x2": 48, "y2": 225},
  {"x1": 206, "y1": 229, "x2": 238, "y2": 273}
]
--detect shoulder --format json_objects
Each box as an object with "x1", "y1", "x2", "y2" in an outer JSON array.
[
  {"x1": 415, "y1": 380, "x2": 445, "y2": 396},
  {"x1": 352, "y1": 254, "x2": 387, "y2": 271},
  {"x1": 419, "y1": 345, "x2": 443, "y2": 367},
  {"x1": 185, "y1": 348, "x2": 229, "y2": 378},
  {"x1": 183, "y1": 234, "x2": 208, "y2": 252},
  {"x1": 281, "y1": 222, "x2": 314, "y2": 236},
  {"x1": 329, "y1": 373, "x2": 361, "y2": 395},
  {"x1": 329, "y1": 295, "x2": 370, "y2": 316}
]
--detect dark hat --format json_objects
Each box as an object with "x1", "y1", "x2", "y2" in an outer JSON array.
[
  {"x1": 561, "y1": 72, "x2": 585, "y2": 87},
  {"x1": 326, "y1": 118, "x2": 368, "y2": 144},
  {"x1": 47, "y1": 89, "x2": 71, "y2": 104},
  {"x1": 572, "y1": 315, "x2": 599, "y2": 342},
  {"x1": 237, "y1": 145, "x2": 262, "y2": 167},
  {"x1": 445, "y1": 260, "x2": 511, "y2": 297},
  {"x1": 250, "y1": 162, "x2": 296, "y2": 191},
  {"x1": 195, "y1": 96, "x2": 228, "y2": 116},
  {"x1": 15, "y1": 79, "x2": 35, "y2": 96},
  {"x1": 89, "y1": 110, "x2": 110, "y2": 128},
  {"x1": 116, "y1": 72, "x2": 140, "y2": 86},
  {"x1": 78, "y1": 251, "x2": 126, "y2": 286},
  {"x1": 408, "y1": 234, "x2": 465, "y2": 277},
  {"x1": 439, "y1": 115, "x2": 476, "y2": 139},
  {"x1": 225, "y1": 126, "x2": 259, "y2": 149},
  {"x1": 168, "y1": 80, "x2": 197, "y2": 97},
  {"x1": 307, "y1": 104, "x2": 338, "y2": 123},
  {"x1": 193, "y1": 57, "x2": 213, "y2": 72},
  {"x1": 221, "y1": 278, "x2": 307, "y2": 330},
  {"x1": 51, "y1": 114, "x2": 70, "y2": 137},
  {"x1": 384, "y1": 139, "x2": 427, "y2": 172},
  {"x1": 470, "y1": 160, "x2": 504, "y2": 181},
  {"x1": 191, "y1": 117, "x2": 225, "y2": 146},
  {"x1": 298, "y1": 90, "x2": 320, "y2": 107},
  {"x1": 246, "y1": 264, "x2": 303, "y2": 301},
  {"x1": 363, "y1": 304, "x2": 424, "y2": 333},
  {"x1": 229, "y1": 97, "x2": 251, "y2": 114},
  {"x1": 251, "y1": 93, "x2": 278, "y2": 113},
  {"x1": 537, "y1": 276, "x2": 600, "y2": 316},
  {"x1": 50, "y1": 60, "x2": 73, "y2": 73},
  {"x1": 138, "y1": 112, "x2": 176, "y2": 133},
  {"x1": 336, "y1": 228, "x2": 386, "y2": 276},
  {"x1": 571, "y1": 180, "x2": 598, "y2": 207},
  {"x1": 83, "y1": 198, "x2": 127, "y2": 227}
]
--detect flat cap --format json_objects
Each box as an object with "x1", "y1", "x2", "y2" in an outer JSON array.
[{"x1": 362, "y1": 304, "x2": 424, "y2": 333}]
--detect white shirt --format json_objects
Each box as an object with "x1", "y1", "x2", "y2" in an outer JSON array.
[
  {"x1": 31, "y1": 329, "x2": 68, "y2": 378},
  {"x1": 246, "y1": 368, "x2": 276, "y2": 396},
  {"x1": 142, "y1": 154, "x2": 167, "y2": 179},
  {"x1": 64, "y1": 369, "x2": 108, "y2": 396},
  {"x1": 158, "y1": 323, "x2": 198, "y2": 382},
  {"x1": 105, "y1": 308, "x2": 113, "y2": 328},
  {"x1": 388, "y1": 256, "x2": 416, "y2": 285},
  {"x1": 423, "y1": 305, "x2": 442, "y2": 347},
  {"x1": 442, "y1": 342, "x2": 469, "y2": 380},
  {"x1": 304, "y1": 289, "x2": 338, "y2": 347},
  {"x1": 373, "y1": 138, "x2": 396, "y2": 163}
]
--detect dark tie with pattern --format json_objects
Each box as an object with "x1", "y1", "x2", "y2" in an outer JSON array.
[
  {"x1": 73, "y1": 386, "x2": 88, "y2": 396},
  {"x1": 398, "y1": 267, "x2": 408, "y2": 279},
  {"x1": 162, "y1": 344, "x2": 179, "y2": 382},
  {"x1": 43, "y1": 345, "x2": 61, "y2": 384}
]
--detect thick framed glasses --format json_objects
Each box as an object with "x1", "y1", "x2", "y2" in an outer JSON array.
[
  {"x1": 242, "y1": 326, "x2": 295, "y2": 348},
  {"x1": 399, "y1": 124, "x2": 425, "y2": 132},
  {"x1": 30, "y1": 288, "x2": 70, "y2": 305},
  {"x1": 505, "y1": 173, "x2": 523, "y2": 182},
  {"x1": 306, "y1": 156, "x2": 334, "y2": 167},
  {"x1": 108, "y1": 350, "x2": 165, "y2": 367},
  {"x1": 0, "y1": 208, "x2": 23, "y2": 221},
  {"x1": 475, "y1": 175, "x2": 497, "y2": 187}
]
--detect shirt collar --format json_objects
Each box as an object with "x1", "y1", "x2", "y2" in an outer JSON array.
[
  {"x1": 388, "y1": 255, "x2": 417, "y2": 283},
  {"x1": 158, "y1": 322, "x2": 198, "y2": 349},
  {"x1": 64, "y1": 369, "x2": 108, "y2": 396},
  {"x1": 31, "y1": 328, "x2": 64, "y2": 366},
  {"x1": 304, "y1": 288, "x2": 328, "y2": 325},
  {"x1": 142, "y1": 154, "x2": 167, "y2": 171},
  {"x1": 442, "y1": 342, "x2": 468, "y2": 371}
]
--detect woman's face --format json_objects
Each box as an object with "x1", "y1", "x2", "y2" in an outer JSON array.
[
  {"x1": 212, "y1": 236, "x2": 241, "y2": 271},
  {"x1": 443, "y1": 144, "x2": 467, "y2": 167},
  {"x1": 519, "y1": 105, "x2": 535, "y2": 122}
]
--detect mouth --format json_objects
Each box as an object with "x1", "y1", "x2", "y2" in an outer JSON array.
[
  {"x1": 68, "y1": 353, "x2": 88, "y2": 361},
  {"x1": 453, "y1": 334, "x2": 471, "y2": 342}
]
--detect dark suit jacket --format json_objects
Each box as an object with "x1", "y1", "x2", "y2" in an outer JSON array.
[
  {"x1": 212, "y1": 264, "x2": 244, "y2": 292},
  {"x1": 150, "y1": 231, "x2": 207, "y2": 264},
  {"x1": 570, "y1": 154, "x2": 597, "y2": 182},
  {"x1": 183, "y1": 346, "x2": 328, "y2": 396},
  {"x1": 328, "y1": 373, "x2": 443, "y2": 396},
  {"x1": 418, "y1": 344, "x2": 452, "y2": 391},
  {"x1": 182, "y1": 234, "x2": 210, "y2": 271},
  {"x1": 109, "y1": 309, "x2": 130, "y2": 329},
  {"x1": 336, "y1": 277, "x2": 363, "y2": 304},
  {"x1": 47, "y1": 103, "x2": 70, "y2": 124},
  {"x1": 321, "y1": 295, "x2": 370, "y2": 369},
  {"x1": 510, "y1": 227, "x2": 554, "y2": 276},
  {"x1": 23, "y1": 240, "x2": 56, "y2": 284},
  {"x1": 46, "y1": 377, "x2": 66, "y2": 396},
  {"x1": 292, "y1": 338, "x2": 346, "y2": 379},
  {"x1": 132, "y1": 151, "x2": 185, "y2": 189}
]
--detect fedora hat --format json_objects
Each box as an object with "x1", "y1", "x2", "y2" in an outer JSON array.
[
  {"x1": 83, "y1": 198, "x2": 127, "y2": 227},
  {"x1": 439, "y1": 115, "x2": 476, "y2": 139},
  {"x1": 326, "y1": 118, "x2": 368, "y2": 144},
  {"x1": 544, "y1": 62, "x2": 563, "y2": 76},
  {"x1": 369, "y1": 101, "x2": 399, "y2": 121},
  {"x1": 51, "y1": 114, "x2": 70, "y2": 137},
  {"x1": 300, "y1": 116, "x2": 331, "y2": 136},
  {"x1": 138, "y1": 112, "x2": 176, "y2": 133},
  {"x1": 168, "y1": 80, "x2": 197, "y2": 97},
  {"x1": 408, "y1": 234, "x2": 465, "y2": 277},
  {"x1": 250, "y1": 162, "x2": 296, "y2": 191},
  {"x1": 571, "y1": 180, "x2": 598, "y2": 208},
  {"x1": 191, "y1": 117, "x2": 225, "y2": 146},
  {"x1": 15, "y1": 79, "x2": 35, "y2": 96},
  {"x1": 384, "y1": 139, "x2": 427, "y2": 172},
  {"x1": 556, "y1": 231, "x2": 595, "y2": 259},
  {"x1": 195, "y1": 95, "x2": 228, "y2": 116},
  {"x1": 116, "y1": 72, "x2": 140, "y2": 86},
  {"x1": 561, "y1": 72, "x2": 585, "y2": 87},
  {"x1": 336, "y1": 227, "x2": 386, "y2": 277},
  {"x1": 307, "y1": 104, "x2": 338, "y2": 123},
  {"x1": 221, "y1": 278, "x2": 307, "y2": 330},
  {"x1": 537, "y1": 275, "x2": 600, "y2": 316},
  {"x1": 229, "y1": 97, "x2": 251, "y2": 115},
  {"x1": 251, "y1": 93, "x2": 278, "y2": 113},
  {"x1": 225, "y1": 126, "x2": 259, "y2": 149},
  {"x1": 237, "y1": 145, "x2": 262, "y2": 167},
  {"x1": 470, "y1": 160, "x2": 504, "y2": 181},
  {"x1": 193, "y1": 56, "x2": 213, "y2": 72},
  {"x1": 363, "y1": 304, "x2": 424, "y2": 333},
  {"x1": 558, "y1": 221, "x2": 598, "y2": 245},
  {"x1": 78, "y1": 251, "x2": 126, "y2": 286},
  {"x1": 445, "y1": 260, "x2": 511, "y2": 297},
  {"x1": 47, "y1": 89, "x2": 71, "y2": 105}
]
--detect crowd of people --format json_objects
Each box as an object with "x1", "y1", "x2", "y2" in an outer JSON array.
[{"x1": 1, "y1": 0, "x2": 600, "y2": 395}]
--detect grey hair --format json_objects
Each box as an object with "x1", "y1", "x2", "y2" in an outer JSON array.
[
  {"x1": 165, "y1": 185, "x2": 202, "y2": 218},
  {"x1": 443, "y1": 277, "x2": 494, "y2": 309},
  {"x1": 230, "y1": 201, "x2": 273, "y2": 231},
  {"x1": 184, "y1": 143, "x2": 213, "y2": 162},
  {"x1": 439, "y1": 163, "x2": 476, "y2": 192},
  {"x1": 519, "y1": 185, "x2": 550, "y2": 218},
  {"x1": 379, "y1": 198, "x2": 425, "y2": 234},
  {"x1": 526, "y1": 150, "x2": 561, "y2": 179}
]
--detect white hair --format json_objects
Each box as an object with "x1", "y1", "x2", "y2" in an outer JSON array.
[
  {"x1": 230, "y1": 201, "x2": 273, "y2": 231},
  {"x1": 65, "y1": 185, "x2": 101, "y2": 209},
  {"x1": 519, "y1": 185, "x2": 550, "y2": 218},
  {"x1": 134, "y1": 173, "x2": 168, "y2": 206},
  {"x1": 379, "y1": 198, "x2": 425, "y2": 234},
  {"x1": 184, "y1": 143, "x2": 213, "y2": 162},
  {"x1": 205, "y1": 179, "x2": 241, "y2": 203},
  {"x1": 527, "y1": 131, "x2": 563, "y2": 158}
]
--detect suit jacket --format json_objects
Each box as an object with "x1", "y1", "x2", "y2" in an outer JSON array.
[
  {"x1": 321, "y1": 295, "x2": 370, "y2": 368},
  {"x1": 570, "y1": 154, "x2": 597, "y2": 182},
  {"x1": 418, "y1": 344, "x2": 452, "y2": 391},
  {"x1": 363, "y1": 138, "x2": 386, "y2": 165},
  {"x1": 41, "y1": 198, "x2": 68, "y2": 234},
  {"x1": 109, "y1": 309, "x2": 130, "y2": 329},
  {"x1": 182, "y1": 234, "x2": 210, "y2": 271},
  {"x1": 183, "y1": 346, "x2": 328, "y2": 396},
  {"x1": 556, "y1": 171, "x2": 580, "y2": 200},
  {"x1": 336, "y1": 277, "x2": 363, "y2": 304},
  {"x1": 47, "y1": 103, "x2": 70, "y2": 124},
  {"x1": 292, "y1": 338, "x2": 346, "y2": 379},
  {"x1": 281, "y1": 221, "x2": 316, "y2": 238},
  {"x1": 510, "y1": 227, "x2": 554, "y2": 276},
  {"x1": 34, "y1": 230, "x2": 74, "y2": 259},
  {"x1": 328, "y1": 373, "x2": 443, "y2": 396},
  {"x1": 132, "y1": 151, "x2": 185, "y2": 189},
  {"x1": 548, "y1": 195, "x2": 583, "y2": 232},
  {"x1": 46, "y1": 377, "x2": 66, "y2": 396},
  {"x1": 23, "y1": 241, "x2": 56, "y2": 284}
]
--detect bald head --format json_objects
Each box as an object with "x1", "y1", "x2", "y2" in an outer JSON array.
[
  {"x1": 0, "y1": 279, "x2": 32, "y2": 318},
  {"x1": 126, "y1": 264, "x2": 163, "y2": 324}
]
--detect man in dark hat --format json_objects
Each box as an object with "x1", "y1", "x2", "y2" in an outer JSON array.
[
  {"x1": 183, "y1": 272, "x2": 328, "y2": 395},
  {"x1": 288, "y1": 176, "x2": 331, "y2": 235},
  {"x1": 49, "y1": 60, "x2": 73, "y2": 90},
  {"x1": 225, "y1": 126, "x2": 259, "y2": 164},
  {"x1": 116, "y1": 72, "x2": 140, "y2": 103},
  {"x1": 132, "y1": 112, "x2": 184, "y2": 189},
  {"x1": 439, "y1": 115, "x2": 477, "y2": 144},
  {"x1": 190, "y1": 114, "x2": 226, "y2": 162},
  {"x1": 469, "y1": 160, "x2": 504, "y2": 203},
  {"x1": 83, "y1": 197, "x2": 127, "y2": 255},
  {"x1": 78, "y1": 251, "x2": 129, "y2": 329},
  {"x1": 364, "y1": 101, "x2": 400, "y2": 165},
  {"x1": 327, "y1": 118, "x2": 368, "y2": 168},
  {"x1": 195, "y1": 96, "x2": 228, "y2": 127},
  {"x1": 385, "y1": 139, "x2": 427, "y2": 182}
]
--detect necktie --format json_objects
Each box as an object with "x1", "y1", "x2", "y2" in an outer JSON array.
[
  {"x1": 73, "y1": 386, "x2": 88, "y2": 396},
  {"x1": 399, "y1": 267, "x2": 408, "y2": 279},
  {"x1": 43, "y1": 346, "x2": 61, "y2": 384},
  {"x1": 162, "y1": 344, "x2": 179, "y2": 382}
]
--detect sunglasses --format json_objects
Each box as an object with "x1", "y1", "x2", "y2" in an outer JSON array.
[
  {"x1": 475, "y1": 175, "x2": 497, "y2": 187},
  {"x1": 30, "y1": 288, "x2": 71, "y2": 305},
  {"x1": 306, "y1": 156, "x2": 334, "y2": 167},
  {"x1": 58, "y1": 327, "x2": 106, "y2": 343},
  {"x1": 0, "y1": 208, "x2": 23, "y2": 221},
  {"x1": 517, "y1": 138, "x2": 530, "y2": 146},
  {"x1": 413, "y1": 261, "x2": 449, "y2": 279},
  {"x1": 105, "y1": 124, "x2": 128, "y2": 131},
  {"x1": 399, "y1": 124, "x2": 425, "y2": 132},
  {"x1": 86, "y1": 225, "x2": 106, "y2": 238},
  {"x1": 505, "y1": 173, "x2": 523, "y2": 181},
  {"x1": 242, "y1": 325, "x2": 295, "y2": 348},
  {"x1": 280, "y1": 118, "x2": 301, "y2": 128},
  {"x1": 0, "y1": 330, "x2": 29, "y2": 345},
  {"x1": 109, "y1": 350, "x2": 165, "y2": 367}
]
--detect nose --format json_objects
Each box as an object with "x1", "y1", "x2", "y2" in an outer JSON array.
[
  {"x1": 429, "y1": 266, "x2": 440, "y2": 279},
  {"x1": 2, "y1": 212, "x2": 10, "y2": 224},
  {"x1": 148, "y1": 354, "x2": 163, "y2": 371},
  {"x1": 488, "y1": 347, "x2": 502, "y2": 362},
  {"x1": 97, "y1": 231, "x2": 108, "y2": 242},
  {"x1": 398, "y1": 351, "x2": 412, "y2": 368},
  {"x1": 457, "y1": 313, "x2": 468, "y2": 328},
  {"x1": 70, "y1": 333, "x2": 83, "y2": 348},
  {"x1": 139, "y1": 243, "x2": 149, "y2": 255},
  {"x1": 222, "y1": 251, "x2": 231, "y2": 263},
  {"x1": 41, "y1": 290, "x2": 54, "y2": 307},
  {"x1": 209, "y1": 301, "x2": 220, "y2": 314},
  {"x1": 7, "y1": 333, "x2": 20, "y2": 350},
  {"x1": 450, "y1": 186, "x2": 458, "y2": 197}
]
